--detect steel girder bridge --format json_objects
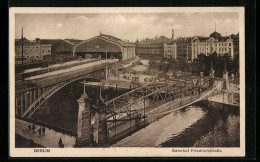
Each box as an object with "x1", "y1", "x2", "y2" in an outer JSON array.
[
  {"x1": 103, "y1": 76, "x2": 225, "y2": 142},
  {"x1": 15, "y1": 61, "x2": 113, "y2": 119}
]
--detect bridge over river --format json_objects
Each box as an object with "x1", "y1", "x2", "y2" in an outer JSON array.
[{"x1": 14, "y1": 62, "x2": 239, "y2": 147}]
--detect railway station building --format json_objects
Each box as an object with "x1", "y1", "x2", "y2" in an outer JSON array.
[{"x1": 73, "y1": 34, "x2": 136, "y2": 60}]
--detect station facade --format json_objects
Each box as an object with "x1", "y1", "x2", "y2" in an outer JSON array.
[{"x1": 73, "y1": 34, "x2": 136, "y2": 60}]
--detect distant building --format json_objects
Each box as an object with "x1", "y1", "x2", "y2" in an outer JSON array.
[
  {"x1": 192, "y1": 31, "x2": 239, "y2": 60},
  {"x1": 74, "y1": 33, "x2": 135, "y2": 60},
  {"x1": 163, "y1": 36, "x2": 192, "y2": 61},
  {"x1": 176, "y1": 37, "x2": 192, "y2": 61},
  {"x1": 230, "y1": 33, "x2": 239, "y2": 58},
  {"x1": 136, "y1": 35, "x2": 171, "y2": 55},
  {"x1": 40, "y1": 44, "x2": 52, "y2": 56},
  {"x1": 15, "y1": 38, "x2": 52, "y2": 60},
  {"x1": 136, "y1": 43, "x2": 164, "y2": 55},
  {"x1": 163, "y1": 41, "x2": 177, "y2": 59}
]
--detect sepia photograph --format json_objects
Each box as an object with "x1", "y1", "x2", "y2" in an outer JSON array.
[{"x1": 9, "y1": 7, "x2": 245, "y2": 157}]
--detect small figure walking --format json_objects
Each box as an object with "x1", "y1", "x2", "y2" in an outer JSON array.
[
  {"x1": 42, "y1": 127, "x2": 45, "y2": 136},
  {"x1": 32, "y1": 123, "x2": 35, "y2": 134},
  {"x1": 28, "y1": 124, "x2": 31, "y2": 131},
  {"x1": 58, "y1": 138, "x2": 63, "y2": 148},
  {"x1": 38, "y1": 127, "x2": 42, "y2": 136}
]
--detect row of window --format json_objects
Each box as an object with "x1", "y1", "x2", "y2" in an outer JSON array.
[
  {"x1": 193, "y1": 47, "x2": 232, "y2": 52},
  {"x1": 193, "y1": 43, "x2": 232, "y2": 47},
  {"x1": 193, "y1": 47, "x2": 231, "y2": 52}
]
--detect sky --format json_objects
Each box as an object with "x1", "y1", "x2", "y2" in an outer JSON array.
[{"x1": 15, "y1": 12, "x2": 239, "y2": 42}]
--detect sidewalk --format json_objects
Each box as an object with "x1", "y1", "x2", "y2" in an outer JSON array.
[
  {"x1": 15, "y1": 119, "x2": 76, "y2": 148},
  {"x1": 108, "y1": 119, "x2": 137, "y2": 137}
]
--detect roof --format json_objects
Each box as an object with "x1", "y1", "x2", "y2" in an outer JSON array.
[
  {"x1": 97, "y1": 34, "x2": 135, "y2": 47},
  {"x1": 40, "y1": 39, "x2": 59, "y2": 45},
  {"x1": 99, "y1": 34, "x2": 122, "y2": 41},
  {"x1": 210, "y1": 31, "x2": 222, "y2": 38},
  {"x1": 166, "y1": 40, "x2": 176, "y2": 45},
  {"x1": 63, "y1": 39, "x2": 75, "y2": 45},
  {"x1": 193, "y1": 35, "x2": 232, "y2": 42},
  {"x1": 64, "y1": 39, "x2": 83, "y2": 45}
]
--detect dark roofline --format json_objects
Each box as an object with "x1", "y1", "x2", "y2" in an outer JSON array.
[{"x1": 97, "y1": 35, "x2": 135, "y2": 47}]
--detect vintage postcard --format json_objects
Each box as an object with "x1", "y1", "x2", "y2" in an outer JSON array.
[{"x1": 9, "y1": 7, "x2": 245, "y2": 157}]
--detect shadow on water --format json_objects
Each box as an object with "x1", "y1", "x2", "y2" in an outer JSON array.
[{"x1": 160, "y1": 101, "x2": 240, "y2": 147}]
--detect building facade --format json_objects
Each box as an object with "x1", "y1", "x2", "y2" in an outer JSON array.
[
  {"x1": 135, "y1": 36, "x2": 171, "y2": 56},
  {"x1": 176, "y1": 37, "x2": 192, "y2": 61},
  {"x1": 15, "y1": 38, "x2": 52, "y2": 60},
  {"x1": 163, "y1": 42, "x2": 177, "y2": 59},
  {"x1": 191, "y1": 32, "x2": 239, "y2": 60},
  {"x1": 136, "y1": 43, "x2": 164, "y2": 55},
  {"x1": 163, "y1": 37, "x2": 192, "y2": 62}
]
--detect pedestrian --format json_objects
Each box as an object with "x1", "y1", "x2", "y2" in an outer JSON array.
[
  {"x1": 58, "y1": 138, "x2": 62, "y2": 147},
  {"x1": 42, "y1": 127, "x2": 45, "y2": 136},
  {"x1": 28, "y1": 124, "x2": 31, "y2": 131},
  {"x1": 32, "y1": 123, "x2": 35, "y2": 134},
  {"x1": 38, "y1": 127, "x2": 42, "y2": 136}
]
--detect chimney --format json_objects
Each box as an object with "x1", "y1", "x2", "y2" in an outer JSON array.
[{"x1": 172, "y1": 29, "x2": 174, "y2": 40}]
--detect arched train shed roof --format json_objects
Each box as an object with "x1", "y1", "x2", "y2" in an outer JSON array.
[
  {"x1": 51, "y1": 39, "x2": 75, "y2": 54},
  {"x1": 74, "y1": 34, "x2": 135, "y2": 53},
  {"x1": 73, "y1": 34, "x2": 136, "y2": 60}
]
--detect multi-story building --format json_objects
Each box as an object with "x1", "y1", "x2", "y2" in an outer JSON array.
[
  {"x1": 40, "y1": 43, "x2": 52, "y2": 56},
  {"x1": 15, "y1": 38, "x2": 52, "y2": 60},
  {"x1": 163, "y1": 41, "x2": 177, "y2": 59},
  {"x1": 176, "y1": 37, "x2": 192, "y2": 61},
  {"x1": 230, "y1": 33, "x2": 239, "y2": 58},
  {"x1": 163, "y1": 37, "x2": 192, "y2": 62},
  {"x1": 135, "y1": 32, "x2": 172, "y2": 56},
  {"x1": 136, "y1": 43, "x2": 164, "y2": 55},
  {"x1": 191, "y1": 31, "x2": 239, "y2": 60}
]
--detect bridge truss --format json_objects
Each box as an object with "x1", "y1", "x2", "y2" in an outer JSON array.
[{"x1": 104, "y1": 76, "x2": 224, "y2": 139}]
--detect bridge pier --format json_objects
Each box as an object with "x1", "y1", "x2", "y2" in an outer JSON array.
[
  {"x1": 93, "y1": 98, "x2": 108, "y2": 146},
  {"x1": 75, "y1": 93, "x2": 92, "y2": 147}
]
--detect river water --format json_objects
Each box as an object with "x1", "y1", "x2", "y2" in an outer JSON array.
[
  {"x1": 112, "y1": 105, "x2": 239, "y2": 147},
  {"x1": 31, "y1": 81, "x2": 240, "y2": 147}
]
